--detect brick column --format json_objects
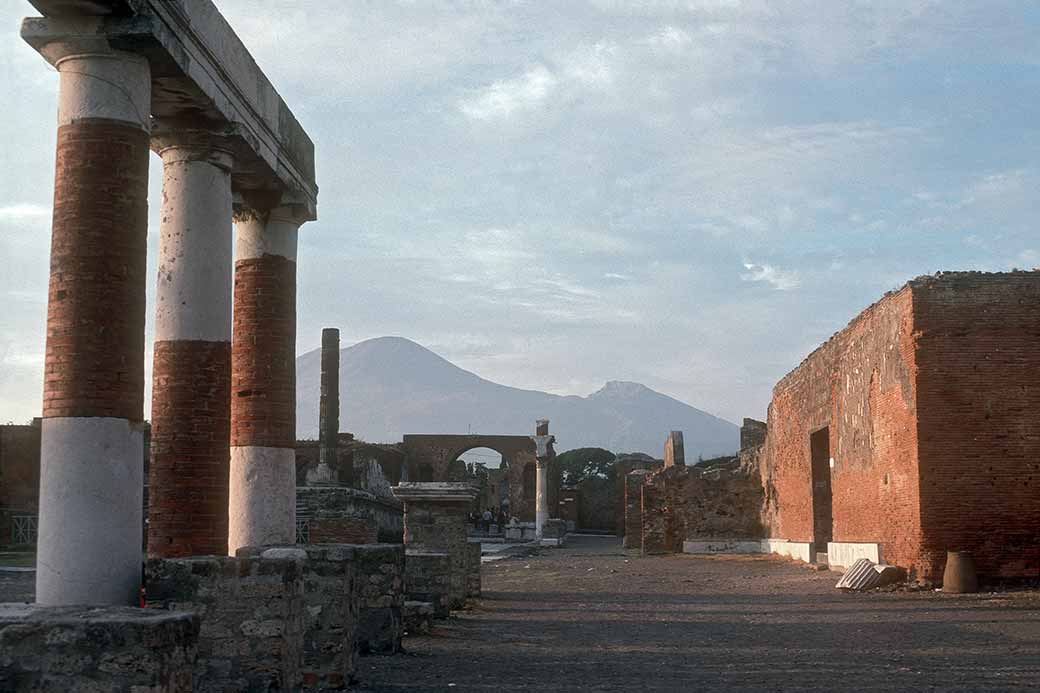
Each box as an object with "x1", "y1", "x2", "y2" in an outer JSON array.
[
  {"x1": 532, "y1": 419, "x2": 555, "y2": 539},
  {"x1": 229, "y1": 206, "x2": 304, "y2": 552},
  {"x1": 36, "y1": 49, "x2": 151, "y2": 606},
  {"x1": 148, "y1": 132, "x2": 235, "y2": 558},
  {"x1": 316, "y1": 327, "x2": 342, "y2": 484}
]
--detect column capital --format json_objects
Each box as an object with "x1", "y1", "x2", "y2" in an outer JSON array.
[
  {"x1": 40, "y1": 43, "x2": 151, "y2": 130},
  {"x1": 151, "y1": 127, "x2": 236, "y2": 172},
  {"x1": 533, "y1": 434, "x2": 555, "y2": 461}
]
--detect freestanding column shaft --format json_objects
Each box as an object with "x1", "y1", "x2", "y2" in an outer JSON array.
[
  {"x1": 148, "y1": 137, "x2": 234, "y2": 557},
  {"x1": 36, "y1": 49, "x2": 151, "y2": 606},
  {"x1": 317, "y1": 327, "x2": 342, "y2": 483},
  {"x1": 229, "y1": 206, "x2": 303, "y2": 552},
  {"x1": 533, "y1": 419, "x2": 555, "y2": 539}
]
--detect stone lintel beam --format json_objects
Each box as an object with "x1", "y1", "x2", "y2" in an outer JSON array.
[
  {"x1": 391, "y1": 482, "x2": 478, "y2": 505},
  {"x1": 22, "y1": 0, "x2": 318, "y2": 220}
]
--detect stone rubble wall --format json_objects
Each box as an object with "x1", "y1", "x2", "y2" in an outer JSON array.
[
  {"x1": 353, "y1": 544, "x2": 405, "y2": 654},
  {"x1": 404, "y1": 550, "x2": 452, "y2": 617},
  {"x1": 641, "y1": 459, "x2": 765, "y2": 555},
  {"x1": 466, "y1": 541, "x2": 482, "y2": 598},
  {"x1": 145, "y1": 551, "x2": 306, "y2": 692},
  {"x1": 0, "y1": 604, "x2": 198, "y2": 693},
  {"x1": 237, "y1": 544, "x2": 359, "y2": 690},
  {"x1": 297, "y1": 486, "x2": 403, "y2": 543}
]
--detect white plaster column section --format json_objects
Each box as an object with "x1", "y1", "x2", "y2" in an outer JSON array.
[
  {"x1": 535, "y1": 459, "x2": 548, "y2": 538},
  {"x1": 229, "y1": 205, "x2": 304, "y2": 552},
  {"x1": 532, "y1": 432, "x2": 555, "y2": 539},
  {"x1": 54, "y1": 50, "x2": 151, "y2": 129},
  {"x1": 36, "y1": 49, "x2": 151, "y2": 607},
  {"x1": 154, "y1": 139, "x2": 234, "y2": 343}
]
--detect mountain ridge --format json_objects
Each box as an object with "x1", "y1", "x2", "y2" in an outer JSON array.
[{"x1": 295, "y1": 336, "x2": 738, "y2": 457}]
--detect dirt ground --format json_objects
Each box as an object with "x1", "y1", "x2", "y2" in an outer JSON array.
[{"x1": 357, "y1": 534, "x2": 1040, "y2": 692}]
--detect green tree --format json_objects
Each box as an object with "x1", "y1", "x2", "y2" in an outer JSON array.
[{"x1": 556, "y1": 447, "x2": 616, "y2": 485}]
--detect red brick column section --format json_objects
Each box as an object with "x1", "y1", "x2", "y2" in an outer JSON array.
[
  {"x1": 35, "y1": 49, "x2": 151, "y2": 607},
  {"x1": 229, "y1": 206, "x2": 304, "y2": 552},
  {"x1": 147, "y1": 139, "x2": 234, "y2": 558}
]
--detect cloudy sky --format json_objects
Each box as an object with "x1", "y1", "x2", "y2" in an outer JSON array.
[{"x1": 1, "y1": 1, "x2": 1038, "y2": 425}]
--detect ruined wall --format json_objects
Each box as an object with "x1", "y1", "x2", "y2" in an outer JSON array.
[
  {"x1": 296, "y1": 487, "x2": 403, "y2": 543},
  {"x1": 641, "y1": 461, "x2": 764, "y2": 555},
  {"x1": 0, "y1": 422, "x2": 40, "y2": 547},
  {"x1": 615, "y1": 456, "x2": 662, "y2": 537},
  {"x1": 761, "y1": 285, "x2": 923, "y2": 571},
  {"x1": 145, "y1": 552, "x2": 306, "y2": 692},
  {"x1": 0, "y1": 604, "x2": 198, "y2": 693},
  {"x1": 912, "y1": 272, "x2": 1040, "y2": 579},
  {"x1": 353, "y1": 544, "x2": 405, "y2": 654}
]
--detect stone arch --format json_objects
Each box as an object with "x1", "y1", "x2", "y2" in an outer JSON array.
[{"x1": 401, "y1": 434, "x2": 549, "y2": 521}]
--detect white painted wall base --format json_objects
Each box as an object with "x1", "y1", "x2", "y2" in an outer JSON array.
[
  {"x1": 36, "y1": 417, "x2": 144, "y2": 606},
  {"x1": 229, "y1": 446, "x2": 296, "y2": 553},
  {"x1": 681, "y1": 538, "x2": 814, "y2": 563},
  {"x1": 828, "y1": 542, "x2": 881, "y2": 570},
  {"x1": 540, "y1": 537, "x2": 564, "y2": 547}
]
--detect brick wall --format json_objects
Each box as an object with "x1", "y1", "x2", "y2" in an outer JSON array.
[
  {"x1": 761, "y1": 285, "x2": 923, "y2": 572},
  {"x1": 912, "y1": 272, "x2": 1040, "y2": 579}
]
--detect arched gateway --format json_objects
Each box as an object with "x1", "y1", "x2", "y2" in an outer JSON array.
[{"x1": 401, "y1": 434, "x2": 558, "y2": 522}]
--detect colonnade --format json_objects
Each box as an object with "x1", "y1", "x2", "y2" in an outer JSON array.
[{"x1": 32, "y1": 42, "x2": 310, "y2": 605}]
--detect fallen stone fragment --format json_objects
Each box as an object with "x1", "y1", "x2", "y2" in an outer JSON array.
[{"x1": 835, "y1": 558, "x2": 881, "y2": 591}]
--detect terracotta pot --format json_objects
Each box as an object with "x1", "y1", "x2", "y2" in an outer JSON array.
[{"x1": 942, "y1": 550, "x2": 978, "y2": 593}]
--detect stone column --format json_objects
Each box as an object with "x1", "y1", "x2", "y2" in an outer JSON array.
[
  {"x1": 148, "y1": 132, "x2": 234, "y2": 558},
  {"x1": 315, "y1": 327, "x2": 341, "y2": 484},
  {"x1": 36, "y1": 48, "x2": 152, "y2": 606},
  {"x1": 532, "y1": 419, "x2": 555, "y2": 539},
  {"x1": 229, "y1": 205, "x2": 305, "y2": 552}
]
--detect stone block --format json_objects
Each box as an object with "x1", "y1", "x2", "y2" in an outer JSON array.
[
  {"x1": 403, "y1": 601, "x2": 435, "y2": 635},
  {"x1": 0, "y1": 604, "x2": 198, "y2": 692}
]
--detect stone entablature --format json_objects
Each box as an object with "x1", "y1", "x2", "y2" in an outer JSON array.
[{"x1": 23, "y1": 0, "x2": 317, "y2": 217}]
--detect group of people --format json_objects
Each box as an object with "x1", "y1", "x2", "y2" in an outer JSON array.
[{"x1": 470, "y1": 508, "x2": 507, "y2": 532}]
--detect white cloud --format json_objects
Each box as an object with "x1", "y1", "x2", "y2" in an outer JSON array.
[
  {"x1": 741, "y1": 263, "x2": 801, "y2": 291},
  {"x1": 459, "y1": 65, "x2": 558, "y2": 120},
  {"x1": 0, "y1": 204, "x2": 50, "y2": 222}
]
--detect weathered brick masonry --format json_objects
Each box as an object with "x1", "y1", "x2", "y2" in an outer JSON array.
[
  {"x1": 149, "y1": 340, "x2": 231, "y2": 557},
  {"x1": 912, "y1": 273, "x2": 1040, "y2": 578},
  {"x1": 231, "y1": 255, "x2": 297, "y2": 449},
  {"x1": 761, "y1": 272, "x2": 1040, "y2": 580},
  {"x1": 44, "y1": 121, "x2": 149, "y2": 421}
]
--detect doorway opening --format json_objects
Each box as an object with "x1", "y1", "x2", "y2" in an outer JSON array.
[
  {"x1": 810, "y1": 426, "x2": 833, "y2": 557},
  {"x1": 455, "y1": 447, "x2": 508, "y2": 517}
]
